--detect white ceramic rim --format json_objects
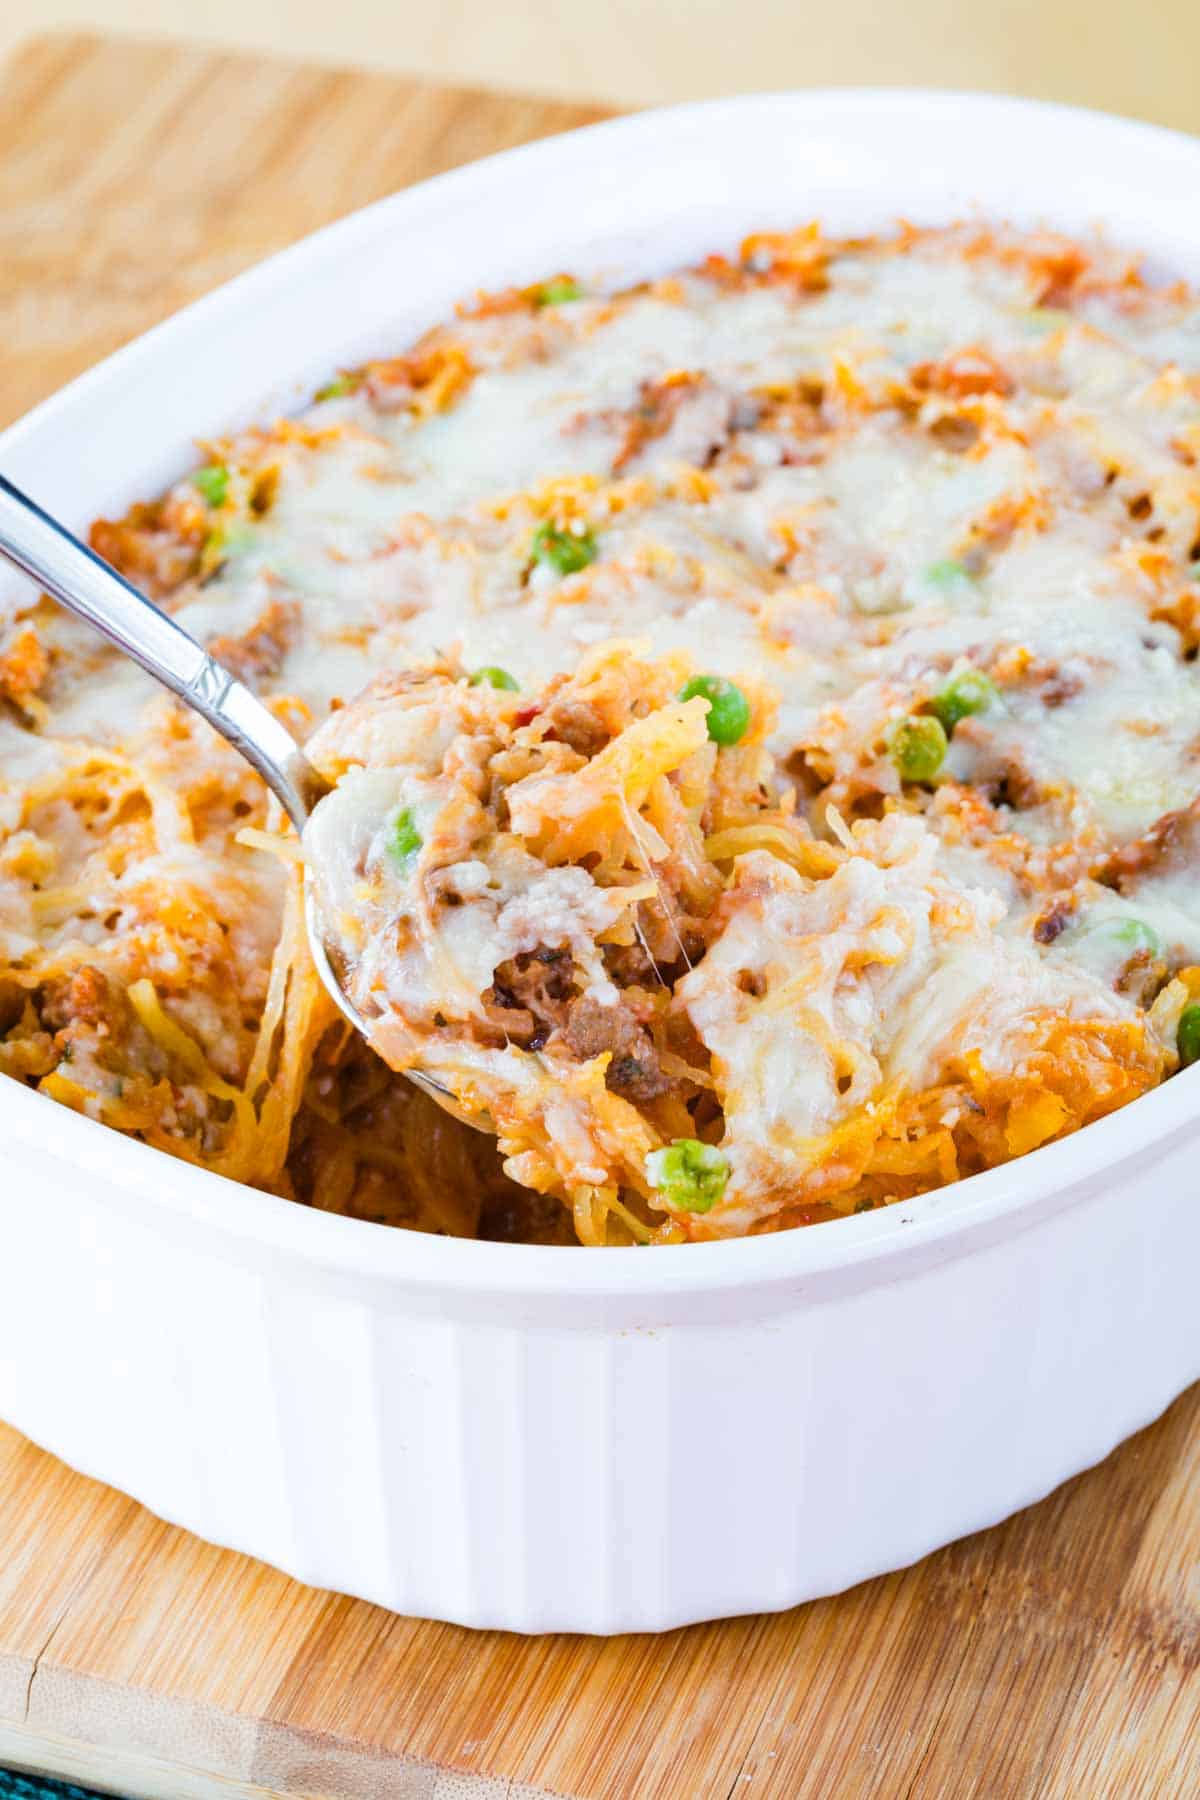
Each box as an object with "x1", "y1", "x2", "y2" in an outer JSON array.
[{"x1": 4, "y1": 86, "x2": 1200, "y2": 1299}]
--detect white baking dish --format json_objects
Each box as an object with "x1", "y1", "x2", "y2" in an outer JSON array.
[{"x1": 1, "y1": 90, "x2": 1199, "y2": 1634}]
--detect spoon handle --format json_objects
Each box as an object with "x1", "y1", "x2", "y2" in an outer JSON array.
[
  {"x1": 0, "y1": 472, "x2": 468, "y2": 1115},
  {"x1": 0, "y1": 472, "x2": 326, "y2": 828}
]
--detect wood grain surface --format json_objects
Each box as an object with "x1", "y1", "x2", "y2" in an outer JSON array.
[{"x1": 0, "y1": 32, "x2": 1198, "y2": 1800}]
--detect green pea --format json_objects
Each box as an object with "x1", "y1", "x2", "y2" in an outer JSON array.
[
  {"x1": 1177, "y1": 1004, "x2": 1200, "y2": 1067},
  {"x1": 1104, "y1": 917, "x2": 1162, "y2": 956},
  {"x1": 532, "y1": 277, "x2": 583, "y2": 307},
  {"x1": 192, "y1": 464, "x2": 229, "y2": 508},
  {"x1": 678, "y1": 674, "x2": 751, "y2": 746},
  {"x1": 1190, "y1": 559, "x2": 1200, "y2": 581},
  {"x1": 530, "y1": 520, "x2": 597, "y2": 577},
  {"x1": 1081, "y1": 917, "x2": 1163, "y2": 965},
  {"x1": 389, "y1": 806, "x2": 422, "y2": 867},
  {"x1": 314, "y1": 371, "x2": 361, "y2": 402},
  {"x1": 923, "y1": 558, "x2": 972, "y2": 590},
  {"x1": 644, "y1": 1138, "x2": 730, "y2": 1214},
  {"x1": 929, "y1": 667, "x2": 998, "y2": 733},
  {"x1": 888, "y1": 714, "x2": 947, "y2": 783},
  {"x1": 469, "y1": 666, "x2": 519, "y2": 691},
  {"x1": 199, "y1": 519, "x2": 254, "y2": 574}
]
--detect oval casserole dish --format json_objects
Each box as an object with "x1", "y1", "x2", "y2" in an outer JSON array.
[{"x1": 0, "y1": 90, "x2": 1198, "y2": 1632}]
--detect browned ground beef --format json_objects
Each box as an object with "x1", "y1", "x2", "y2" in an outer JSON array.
[
  {"x1": 207, "y1": 599, "x2": 301, "y2": 690},
  {"x1": 561, "y1": 993, "x2": 670, "y2": 1102},
  {"x1": 1098, "y1": 797, "x2": 1200, "y2": 889}
]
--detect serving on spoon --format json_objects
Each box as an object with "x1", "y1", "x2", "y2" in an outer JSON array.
[{"x1": 295, "y1": 637, "x2": 1169, "y2": 1245}]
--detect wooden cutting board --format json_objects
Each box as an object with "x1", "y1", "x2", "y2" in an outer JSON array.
[{"x1": 1, "y1": 32, "x2": 1198, "y2": 1800}]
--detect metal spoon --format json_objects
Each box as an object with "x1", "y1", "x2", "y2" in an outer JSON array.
[{"x1": 0, "y1": 471, "x2": 458, "y2": 1113}]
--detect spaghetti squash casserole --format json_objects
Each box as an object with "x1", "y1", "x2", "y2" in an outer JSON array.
[{"x1": 6, "y1": 224, "x2": 1200, "y2": 1244}]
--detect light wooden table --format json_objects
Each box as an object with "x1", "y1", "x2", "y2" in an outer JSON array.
[
  {"x1": 6, "y1": 0, "x2": 1200, "y2": 123},
  {"x1": 1, "y1": 33, "x2": 1199, "y2": 1800}
]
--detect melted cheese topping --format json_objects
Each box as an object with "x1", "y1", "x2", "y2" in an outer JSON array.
[{"x1": 5, "y1": 222, "x2": 1200, "y2": 1242}]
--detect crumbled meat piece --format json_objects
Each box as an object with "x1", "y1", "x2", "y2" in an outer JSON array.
[
  {"x1": 993, "y1": 652, "x2": 1084, "y2": 710},
  {"x1": 955, "y1": 721, "x2": 1045, "y2": 812},
  {"x1": 632, "y1": 896, "x2": 708, "y2": 970},
  {"x1": 612, "y1": 372, "x2": 733, "y2": 474},
  {"x1": 1115, "y1": 946, "x2": 1165, "y2": 1001},
  {"x1": 1033, "y1": 898, "x2": 1074, "y2": 944},
  {"x1": 41, "y1": 963, "x2": 129, "y2": 1035},
  {"x1": 545, "y1": 697, "x2": 609, "y2": 758},
  {"x1": 1039, "y1": 672, "x2": 1084, "y2": 708},
  {"x1": 90, "y1": 499, "x2": 205, "y2": 599},
  {"x1": 1097, "y1": 797, "x2": 1200, "y2": 889},
  {"x1": 560, "y1": 994, "x2": 670, "y2": 1101},
  {"x1": 994, "y1": 759, "x2": 1044, "y2": 811},
  {"x1": 38, "y1": 966, "x2": 229, "y2": 1146},
  {"x1": 208, "y1": 599, "x2": 300, "y2": 690},
  {"x1": 488, "y1": 947, "x2": 577, "y2": 1048},
  {"x1": 602, "y1": 941, "x2": 658, "y2": 987},
  {"x1": 39, "y1": 965, "x2": 175, "y2": 1094}
]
